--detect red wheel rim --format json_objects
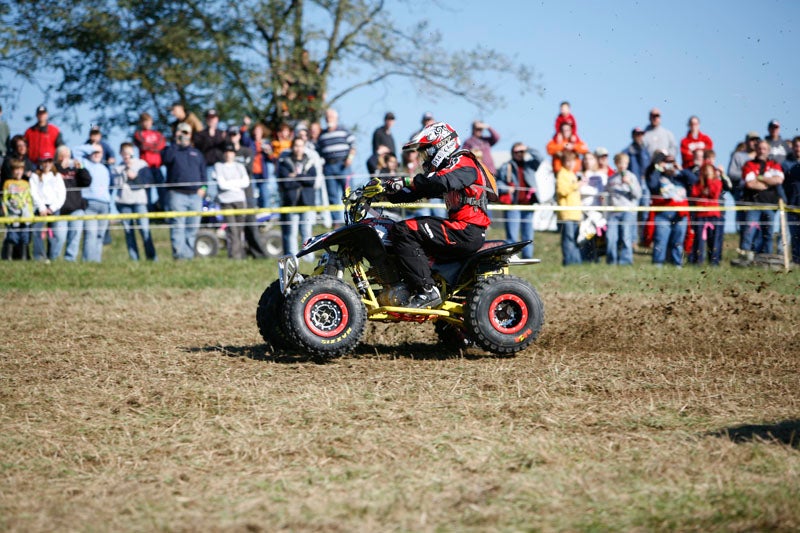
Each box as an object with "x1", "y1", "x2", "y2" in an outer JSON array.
[
  {"x1": 304, "y1": 293, "x2": 349, "y2": 338},
  {"x1": 488, "y1": 293, "x2": 528, "y2": 334}
]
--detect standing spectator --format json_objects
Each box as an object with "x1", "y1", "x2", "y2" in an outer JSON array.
[
  {"x1": 555, "y1": 151, "x2": 583, "y2": 266},
  {"x1": 727, "y1": 131, "x2": 760, "y2": 246},
  {"x1": 161, "y1": 122, "x2": 206, "y2": 259},
  {"x1": 194, "y1": 109, "x2": 227, "y2": 202},
  {"x1": 250, "y1": 122, "x2": 275, "y2": 209},
  {"x1": 605, "y1": 153, "x2": 642, "y2": 265},
  {"x1": 133, "y1": 112, "x2": 167, "y2": 210},
  {"x1": 277, "y1": 137, "x2": 317, "y2": 258},
  {"x1": 765, "y1": 119, "x2": 791, "y2": 164},
  {"x1": 372, "y1": 112, "x2": 397, "y2": 156},
  {"x1": 317, "y1": 108, "x2": 356, "y2": 226},
  {"x1": 680, "y1": 115, "x2": 713, "y2": 169},
  {"x1": 295, "y1": 122, "x2": 329, "y2": 230},
  {"x1": 270, "y1": 122, "x2": 294, "y2": 160},
  {"x1": 54, "y1": 146, "x2": 91, "y2": 262},
  {"x1": 367, "y1": 145, "x2": 391, "y2": 175},
  {"x1": 228, "y1": 126, "x2": 268, "y2": 259},
  {"x1": 113, "y1": 142, "x2": 157, "y2": 261},
  {"x1": 24, "y1": 105, "x2": 64, "y2": 165},
  {"x1": 409, "y1": 112, "x2": 435, "y2": 142},
  {"x1": 1, "y1": 135, "x2": 35, "y2": 183},
  {"x1": 642, "y1": 107, "x2": 678, "y2": 159},
  {"x1": 547, "y1": 122, "x2": 588, "y2": 174},
  {"x1": 737, "y1": 139, "x2": 785, "y2": 261},
  {"x1": 688, "y1": 163, "x2": 724, "y2": 266},
  {"x1": 212, "y1": 143, "x2": 250, "y2": 259},
  {"x1": 169, "y1": 102, "x2": 203, "y2": 139},
  {"x1": 781, "y1": 136, "x2": 800, "y2": 265},
  {"x1": 578, "y1": 152, "x2": 607, "y2": 262},
  {"x1": 554, "y1": 101, "x2": 578, "y2": 136},
  {"x1": 496, "y1": 142, "x2": 542, "y2": 259},
  {"x1": 595, "y1": 147, "x2": 615, "y2": 177},
  {"x1": 647, "y1": 153, "x2": 698, "y2": 266},
  {"x1": 623, "y1": 127, "x2": 652, "y2": 245},
  {"x1": 29, "y1": 152, "x2": 66, "y2": 261},
  {"x1": 462, "y1": 120, "x2": 500, "y2": 175},
  {"x1": 80, "y1": 144, "x2": 112, "y2": 262},
  {"x1": 0, "y1": 104, "x2": 9, "y2": 157},
  {"x1": 86, "y1": 125, "x2": 116, "y2": 167},
  {"x1": 1, "y1": 159, "x2": 34, "y2": 260}
]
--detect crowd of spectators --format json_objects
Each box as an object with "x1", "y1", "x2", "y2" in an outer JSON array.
[{"x1": 0, "y1": 100, "x2": 798, "y2": 267}]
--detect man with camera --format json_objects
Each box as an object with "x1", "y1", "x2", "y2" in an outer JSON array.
[{"x1": 161, "y1": 122, "x2": 207, "y2": 259}]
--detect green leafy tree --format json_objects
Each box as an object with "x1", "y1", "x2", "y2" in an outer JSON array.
[{"x1": 1, "y1": 0, "x2": 539, "y2": 132}]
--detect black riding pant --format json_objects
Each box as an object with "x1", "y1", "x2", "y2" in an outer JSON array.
[{"x1": 390, "y1": 217, "x2": 486, "y2": 290}]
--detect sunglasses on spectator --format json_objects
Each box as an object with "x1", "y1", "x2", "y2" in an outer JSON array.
[
  {"x1": 650, "y1": 113, "x2": 660, "y2": 117},
  {"x1": 512, "y1": 150, "x2": 526, "y2": 154}
]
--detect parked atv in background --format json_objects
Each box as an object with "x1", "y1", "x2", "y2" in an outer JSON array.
[
  {"x1": 256, "y1": 185, "x2": 544, "y2": 359},
  {"x1": 194, "y1": 199, "x2": 283, "y2": 258}
]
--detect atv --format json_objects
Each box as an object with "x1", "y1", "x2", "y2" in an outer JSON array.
[{"x1": 256, "y1": 184, "x2": 544, "y2": 358}]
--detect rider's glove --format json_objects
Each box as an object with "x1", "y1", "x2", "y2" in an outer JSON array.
[
  {"x1": 363, "y1": 177, "x2": 385, "y2": 198},
  {"x1": 385, "y1": 177, "x2": 406, "y2": 193}
]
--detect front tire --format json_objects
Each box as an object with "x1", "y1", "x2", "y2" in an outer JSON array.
[
  {"x1": 465, "y1": 275, "x2": 544, "y2": 355},
  {"x1": 256, "y1": 280, "x2": 293, "y2": 351},
  {"x1": 283, "y1": 275, "x2": 366, "y2": 358}
]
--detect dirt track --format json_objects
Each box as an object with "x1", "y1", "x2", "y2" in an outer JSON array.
[{"x1": 2, "y1": 286, "x2": 799, "y2": 531}]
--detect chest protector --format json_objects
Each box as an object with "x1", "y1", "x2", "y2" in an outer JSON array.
[{"x1": 443, "y1": 150, "x2": 499, "y2": 214}]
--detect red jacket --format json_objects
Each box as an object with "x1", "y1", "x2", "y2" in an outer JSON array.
[
  {"x1": 133, "y1": 128, "x2": 166, "y2": 168},
  {"x1": 689, "y1": 177, "x2": 723, "y2": 218},
  {"x1": 24, "y1": 123, "x2": 63, "y2": 164},
  {"x1": 680, "y1": 131, "x2": 713, "y2": 169}
]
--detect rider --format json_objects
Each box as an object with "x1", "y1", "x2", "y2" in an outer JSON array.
[{"x1": 363, "y1": 121, "x2": 494, "y2": 308}]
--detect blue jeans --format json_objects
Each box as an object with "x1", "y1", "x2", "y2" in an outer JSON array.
[
  {"x1": 2, "y1": 226, "x2": 30, "y2": 259},
  {"x1": 788, "y1": 212, "x2": 800, "y2": 264},
  {"x1": 280, "y1": 211, "x2": 315, "y2": 257},
  {"x1": 324, "y1": 162, "x2": 352, "y2": 224},
  {"x1": 741, "y1": 208, "x2": 776, "y2": 254},
  {"x1": 255, "y1": 167, "x2": 278, "y2": 209},
  {"x1": 606, "y1": 210, "x2": 636, "y2": 265},
  {"x1": 168, "y1": 190, "x2": 202, "y2": 259},
  {"x1": 638, "y1": 186, "x2": 650, "y2": 244},
  {"x1": 32, "y1": 210, "x2": 62, "y2": 261},
  {"x1": 83, "y1": 200, "x2": 110, "y2": 262},
  {"x1": 117, "y1": 203, "x2": 157, "y2": 261},
  {"x1": 652, "y1": 211, "x2": 687, "y2": 266},
  {"x1": 690, "y1": 216, "x2": 724, "y2": 266},
  {"x1": 61, "y1": 210, "x2": 84, "y2": 262},
  {"x1": 505, "y1": 208, "x2": 534, "y2": 259},
  {"x1": 559, "y1": 220, "x2": 582, "y2": 266}
]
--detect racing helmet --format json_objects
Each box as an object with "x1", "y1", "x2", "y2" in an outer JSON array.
[{"x1": 403, "y1": 121, "x2": 460, "y2": 171}]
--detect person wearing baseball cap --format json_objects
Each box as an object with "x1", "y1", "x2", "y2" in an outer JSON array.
[
  {"x1": 85, "y1": 124, "x2": 116, "y2": 167},
  {"x1": 623, "y1": 126, "x2": 652, "y2": 247},
  {"x1": 372, "y1": 111, "x2": 397, "y2": 157},
  {"x1": 765, "y1": 119, "x2": 791, "y2": 164},
  {"x1": 29, "y1": 148, "x2": 66, "y2": 259},
  {"x1": 24, "y1": 104, "x2": 64, "y2": 166}
]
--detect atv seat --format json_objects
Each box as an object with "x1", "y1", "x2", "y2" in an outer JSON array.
[{"x1": 432, "y1": 240, "x2": 532, "y2": 288}]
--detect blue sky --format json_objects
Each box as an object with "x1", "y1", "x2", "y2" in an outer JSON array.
[{"x1": 4, "y1": 0, "x2": 799, "y2": 171}]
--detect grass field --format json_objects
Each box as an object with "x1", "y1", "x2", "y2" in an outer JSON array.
[{"x1": 1, "y1": 226, "x2": 799, "y2": 531}]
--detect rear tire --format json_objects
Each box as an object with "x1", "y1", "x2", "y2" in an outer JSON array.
[
  {"x1": 465, "y1": 274, "x2": 544, "y2": 355},
  {"x1": 283, "y1": 275, "x2": 366, "y2": 358},
  {"x1": 256, "y1": 280, "x2": 293, "y2": 351}
]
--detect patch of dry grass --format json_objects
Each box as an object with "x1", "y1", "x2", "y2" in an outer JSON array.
[{"x1": 1, "y1": 285, "x2": 799, "y2": 531}]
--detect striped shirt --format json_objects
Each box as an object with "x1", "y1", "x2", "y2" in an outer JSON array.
[{"x1": 316, "y1": 127, "x2": 356, "y2": 164}]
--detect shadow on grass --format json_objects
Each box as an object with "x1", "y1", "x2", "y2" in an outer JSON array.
[
  {"x1": 186, "y1": 341, "x2": 511, "y2": 364},
  {"x1": 709, "y1": 419, "x2": 800, "y2": 449}
]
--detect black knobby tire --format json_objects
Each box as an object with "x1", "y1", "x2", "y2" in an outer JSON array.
[
  {"x1": 256, "y1": 280, "x2": 293, "y2": 351},
  {"x1": 283, "y1": 275, "x2": 366, "y2": 358},
  {"x1": 194, "y1": 229, "x2": 220, "y2": 258},
  {"x1": 464, "y1": 274, "x2": 544, "y2": 355}
]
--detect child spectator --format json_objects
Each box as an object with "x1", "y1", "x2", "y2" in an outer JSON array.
[
  {"x1": 547, "y1": 122, "x2": 587, "y2": 174},
  {"x1": 29, "y1": 152, "x2": 66, "y2": 261},
  {"x1": 133, "y1": 112, "x2": 166, "y2": 210},
  {"x1": 556, "y1": 151, "x2": 582, "y2": 266},
  {"x1": 554, "y1": 101, "x2": 578, "y2": 136},
  {"x1": 1, "y1": 159, "x2": 34, "y2": 260},
  {"x1": 688, "y1": 163, "x2": 724, "y2": 266},
  {"x1": 605, "y1": 153, "x2": 642, "y2": 265},
  {"x1": 212, "y1": 143, "x2": 250, "y2": 259}
]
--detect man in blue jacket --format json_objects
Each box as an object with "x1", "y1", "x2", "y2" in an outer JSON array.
[
  {"x1": 162, "y1": 122, "x2": 206, "y2": 259},
  {"x1": 782, "y1": 136, "x2": 800, "y2": 264}
]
